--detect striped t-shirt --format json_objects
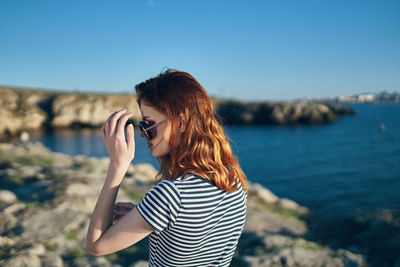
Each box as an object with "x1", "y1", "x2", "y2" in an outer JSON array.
[{"x1": 136, "y1": 173, "x2": 247, "y2": 267}]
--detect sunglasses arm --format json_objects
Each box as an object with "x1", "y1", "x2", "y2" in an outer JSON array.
[{"x1": 140, "y1": 119, "x2": 167, "y2": 130}]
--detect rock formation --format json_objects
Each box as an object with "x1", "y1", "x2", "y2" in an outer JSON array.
[
  {"x1": 0, "y1": 87, "x2": 142, "y2": 140},
  {"x1": 0, "y1": 88, "x2": 48, "y2": 139},
  {"x1": 0, "y1": 87, "x2": 355, "y2": 140},
  {"x1": 51, "y1": 93, "x2": 142, "y2": 128},
  {"x1": 215, "y1": 99, "x2": 354, "y2": 125}
]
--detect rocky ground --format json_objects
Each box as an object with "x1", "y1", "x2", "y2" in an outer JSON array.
[
  {"x1": 0, "y1": 142, "x2": 377, "y2": 267},
  {"x1": 0, "y1": 87, "x2": 354, "y2": 140}
]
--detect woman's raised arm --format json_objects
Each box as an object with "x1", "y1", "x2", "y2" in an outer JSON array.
[{"x1": 85, "y1": 109, "x2": 153, "y2": 255}]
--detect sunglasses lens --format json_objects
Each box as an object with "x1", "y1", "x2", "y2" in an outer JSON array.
[
  {"x1": 139, "y1": 130, "x2": 146, "y2": 139},
  {"x1": 147, "y1": 129, "x2": 153, "y2": 140},
  {"x1": 138, "y1": 122, "x2": 149, "y2": 141},
  {"x1": 137, "y1": 121, "x2": 155, "y2": 141}
]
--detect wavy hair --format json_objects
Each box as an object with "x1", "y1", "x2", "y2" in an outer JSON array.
[{"x1": 135, "y1": 69, "x2": 248, "y2": 194}]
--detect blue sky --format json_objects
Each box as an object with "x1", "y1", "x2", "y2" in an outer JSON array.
[{"x1": 1, "y1": 0, "x2": 399, "y2": 101}]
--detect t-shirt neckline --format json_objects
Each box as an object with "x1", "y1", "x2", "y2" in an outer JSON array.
[{"x1": 182, "y1": 172, "x2": 216, "y2": 186}]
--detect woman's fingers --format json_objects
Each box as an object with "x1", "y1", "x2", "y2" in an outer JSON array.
[
  {"x1": 106, "y1": 110, "x2": 120, "y2": 123},
  {"x1": 113, "y1": 209, "x2": 126, "y2": 215},
  {"x1": 108, "y1": 109, "x2": 126, "y2": 136},
  {"x1": 113, "y1": 208, "x2": 132, "y2": 216},
  {"x1": 114, "y1": 202, "x2": 135, "y2": 215},
  {"x1": 103, "y1": 121, "x2": 109, "y2": 136},
  {"x1": 113, "y1": 207, "x2": 127, "y2": 215},
  {"x1": 113, "y1": 214, "x2": 124, "y2": 223},
  {"x1": 116, "y1": 112, "x2": 133, "y2": 139},
  {"x1": 113, "y1": 202, "x2": 135, "y2": 222},
  {"x1": 103, "y1": 110, "x2": 119, "y2": 137},
  {"x1": 126, "y1": 123, "x2": 135, "y2": 153},
  {"x1": 114, "y1": 206, "x2": 134, "y2": 213},
  {"x1": 101, "y1": 123, "x2": 105, "y2": 138},
  {"x1": 115, "y1": 201, "x2": 135, "y2": 207}
]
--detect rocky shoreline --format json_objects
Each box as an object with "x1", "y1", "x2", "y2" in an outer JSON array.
[
  {"x1": 0, "y1": 86, "x2": 354, "y2": 140},
  {"x1": 0, "y1": 142, "x2": 373, "y2": 267}
]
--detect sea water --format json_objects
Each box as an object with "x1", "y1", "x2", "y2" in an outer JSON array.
[{"x1": 26, "y1": 103, "x2": 400, "y2": 220}]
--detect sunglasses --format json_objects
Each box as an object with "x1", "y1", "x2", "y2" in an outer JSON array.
[{"x1": 136, "y1": 119, "x2": 167, "y2": 141}]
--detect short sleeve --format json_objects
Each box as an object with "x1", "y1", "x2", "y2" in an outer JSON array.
[{"x1": 136, "y1": 180, "x2": 181, "y2": 234}]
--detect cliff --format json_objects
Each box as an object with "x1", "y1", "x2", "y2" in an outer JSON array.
[
  {"x1": 0, "y1": 87, "x2": 142, "y2": 140},
  {"x1": 0, "y1": 142, "x2": 369, "y2": 267},
  {"x1": 0, "y1": 86, "x2": 354, "y2": 140}
]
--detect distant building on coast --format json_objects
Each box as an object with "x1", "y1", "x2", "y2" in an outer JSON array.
[
  {"x1": 338, "y1": 91, "x2": 400, "y2": 103},
  {"x1": 339, "y1": 94, "x2": 376, "y2": 103}
]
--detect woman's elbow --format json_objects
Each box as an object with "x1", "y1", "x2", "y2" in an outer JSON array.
[{"x1": 85, "y1": 241, "x2": 103, "y2": 256}]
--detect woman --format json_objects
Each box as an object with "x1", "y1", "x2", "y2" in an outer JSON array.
[{"x1": 85, "y1": 69, "x2": 248, "y2": 266}]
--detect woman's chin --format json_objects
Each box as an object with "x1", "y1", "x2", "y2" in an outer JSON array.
[
  {"x1": 151, "y1": 149, "x2": 161, "y2": 157},
  {"x1": 151, "y1": 149, "x2": 170, "y2": 158}
]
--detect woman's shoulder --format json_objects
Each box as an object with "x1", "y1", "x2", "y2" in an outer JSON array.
[{"x1": 150, "y1": 179, "x2": 181, "y2": 198}]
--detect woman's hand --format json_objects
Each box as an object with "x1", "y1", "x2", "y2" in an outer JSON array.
[
  {"x1": 101, "y1": 109, "x2": 135, "y2": 169},
  {"x1": 113, "y1": 202, "x2": 136, "y2": 223}
]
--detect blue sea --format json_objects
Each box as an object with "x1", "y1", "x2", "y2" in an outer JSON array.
[{"x1": 25, "y1": 103, "x2": 400, "y2": 220}]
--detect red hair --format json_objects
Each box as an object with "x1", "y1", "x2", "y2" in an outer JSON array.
[{"x1": 135, "y1": 69, "x2": 248, "y2": 194}]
